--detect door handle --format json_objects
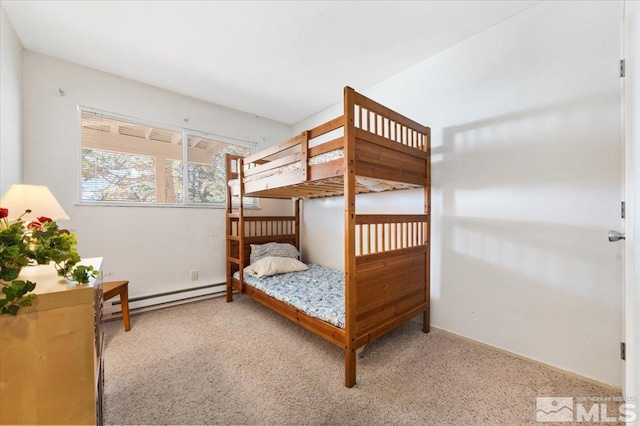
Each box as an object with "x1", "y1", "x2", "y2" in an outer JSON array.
[{"x1": 608, "y1": 230, "x2": 625, "y2": 242}]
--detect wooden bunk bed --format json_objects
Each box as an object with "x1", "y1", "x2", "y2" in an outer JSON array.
[{"x1": 225, "y1": 87, "x2": 430, "y2": 388}]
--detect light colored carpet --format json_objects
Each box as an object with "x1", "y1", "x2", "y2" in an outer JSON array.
[{"x1": 103, "y1": 296, "x2": 621, "y2": 425}]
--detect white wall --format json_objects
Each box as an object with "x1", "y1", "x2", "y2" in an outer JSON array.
[
  {"x1": 294, "y1": 1, "x2": 623, "y2": 386},
  {"x1": 0, "y1": 5, "x2": 23, "y2": 194},
  {"x1": 22, "y1": 52, "x2": 291, "y2": 303}
]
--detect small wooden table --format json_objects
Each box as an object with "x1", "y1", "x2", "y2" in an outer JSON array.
[{"x1": 103, "y1": 280, "x2": 131, "y2": 331}]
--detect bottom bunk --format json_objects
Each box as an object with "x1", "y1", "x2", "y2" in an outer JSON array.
[
  {"x1": 231, "y1": 263, "x2": 346, "y2": 347},
  {"x1": 226, "y1": 212, "x2": 430, "y2": 387},
  {"x1": 234, "y1": 263, "x2": 345, "y2": 328}
]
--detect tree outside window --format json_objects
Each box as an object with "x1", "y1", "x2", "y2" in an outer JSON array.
[{"x1": 80, "y1": 109, "x2": 255, "y2": 206}]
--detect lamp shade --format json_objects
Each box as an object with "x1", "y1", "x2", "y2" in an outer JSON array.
[{"x1": 0, "y1": 185, "x2": 69, "y2": 221}]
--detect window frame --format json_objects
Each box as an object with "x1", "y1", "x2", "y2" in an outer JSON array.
[{"x1": 77, "y1": 106, "x2": 258, "y2": 208}]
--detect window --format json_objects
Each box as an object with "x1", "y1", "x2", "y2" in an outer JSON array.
[{"x1": 80, "y1": 109, "x2": 256, "y2": 206}]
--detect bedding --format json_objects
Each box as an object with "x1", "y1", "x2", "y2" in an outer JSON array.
[
  {"x1": 234, "y1": 263, "x2": 345, "y2": 328},
  {"x1": 250, "y1": 242, "x2": 300, "y2": 264},
  {"x1": 244, "y1": 256, "x2": 307, "y2": 278}
]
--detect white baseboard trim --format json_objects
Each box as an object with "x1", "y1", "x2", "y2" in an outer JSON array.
[{"x1": 103, "y1": 282, "x2": 226, "y2": 320}]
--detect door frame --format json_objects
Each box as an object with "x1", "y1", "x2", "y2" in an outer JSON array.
[{"x1": 623, "y1": 0, "x2": 639, "y2": 413}]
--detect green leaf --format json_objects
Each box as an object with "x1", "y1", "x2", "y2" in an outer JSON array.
[
  {"x1": 24, "y1": 280, "x2": 36, "y2": 292},
  {"x1": 14, "y1": 281, "x2": 31, "y2": 299},
  {"x1": 0, "y1": 268, "x2": 20, "y2": 281},
  {"x1": 2, "y1": 286, "x2": 16, "y2": 301},
  {"x1": 1, "y1": 305, "x2": 20, "y2": 315},
  {"x1": 18, "y1": 294, "x2": 35, "y2": 307}
]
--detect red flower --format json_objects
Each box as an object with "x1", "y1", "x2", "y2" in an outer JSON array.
[
  {"x1": 37, "y1": 216, "x2": 52, "y2": 223},
  {"x1": 27, "y1": 221, "x2": 42, "y2": 231},
  {"x1": 0, "y1": 208, "x2": 7, "y2": 219}
]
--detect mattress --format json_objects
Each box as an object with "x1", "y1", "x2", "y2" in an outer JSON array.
[{"x1": 233, "y1": 263, "x2": 345, "y2": 328}]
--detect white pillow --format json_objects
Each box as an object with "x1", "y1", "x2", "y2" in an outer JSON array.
[
  {"x1": 250, "y1": 242, "x2": 300, "y2": 265},
  {"x1": 244, "y1": 256, "x2": 308, "y2": 278}
]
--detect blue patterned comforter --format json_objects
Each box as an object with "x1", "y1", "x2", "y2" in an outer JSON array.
[{"x1": 234, "y1": 263, "x2": 345, "y2": 328}]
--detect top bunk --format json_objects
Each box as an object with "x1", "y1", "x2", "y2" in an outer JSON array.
[{"x1": 228, "y1": 86, "x2": 430, "y2": 200}]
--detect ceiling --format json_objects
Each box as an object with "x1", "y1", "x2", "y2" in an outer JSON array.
[{"x1": 2, "y1": 1, "x2": 539, "y2": 125}]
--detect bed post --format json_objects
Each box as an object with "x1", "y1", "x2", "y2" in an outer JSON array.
[
  {"x1": 238, "y1": 157, "x2": 245, "y2": 295},
  {"x1": 343, "y1": 86, "x2": 357, "y2": 388},
  {"x1": 225, "y1": 154, "x2": 234, "y2": 303},
  {"x1": 424, "y1": 127, "x2": 431, "y2": 333},
  {"x1": 294, "y1": 199, "x2": 301, "y2": 251}
]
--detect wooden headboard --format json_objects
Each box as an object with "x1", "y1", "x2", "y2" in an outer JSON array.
[{"x1": 227, "y1": 215, "x2": 299, "y2": 274}]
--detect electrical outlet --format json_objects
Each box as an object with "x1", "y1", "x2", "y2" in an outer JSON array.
[{"x1": 190, "y1": 270, "x2": 198, "y2": 281}]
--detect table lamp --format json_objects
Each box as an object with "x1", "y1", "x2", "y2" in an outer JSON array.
[{"x1": 0, "y1": 184, "x2": 69, "y2": 221}]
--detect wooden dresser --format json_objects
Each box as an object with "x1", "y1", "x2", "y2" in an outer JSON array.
[{"x1": 0, "y1": 257, "x2": 104, "y2": 425}]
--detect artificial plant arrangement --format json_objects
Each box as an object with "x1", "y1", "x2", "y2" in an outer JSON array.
[{"x1": 0, "y1": 208, "x2": 97, "y2": 315}]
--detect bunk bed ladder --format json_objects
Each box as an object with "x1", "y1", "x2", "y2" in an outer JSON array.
[{"x1": 225, "y1": 154, "x2": 245, "y2": 302}]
